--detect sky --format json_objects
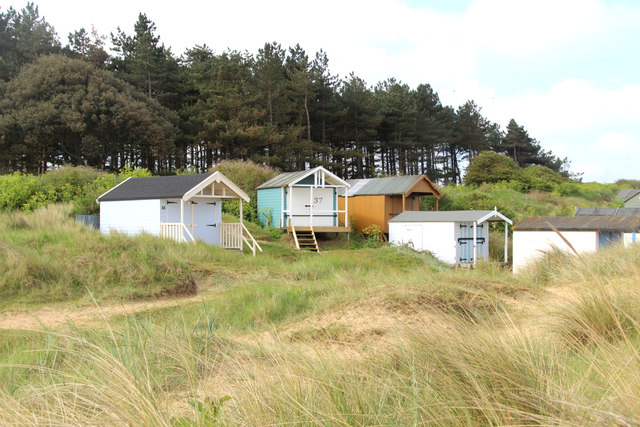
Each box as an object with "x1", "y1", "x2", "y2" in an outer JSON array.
[{"x1": 12, "y1": 0, "x2": 640, "y2": 182}]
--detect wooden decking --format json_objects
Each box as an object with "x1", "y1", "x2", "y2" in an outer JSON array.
[{"x1": 284, "y1": 226, "x2": 350, "y2": 233}]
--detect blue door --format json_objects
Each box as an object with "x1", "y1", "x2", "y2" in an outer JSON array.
[
  {"x1": 599, "y1": 231, "x2": 622, "y2": 248},
  {"x1": 457, "y1": 222, "x2": 486, "y2": 263}
]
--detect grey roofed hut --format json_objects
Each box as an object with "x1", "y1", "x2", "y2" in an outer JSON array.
[
  {"x1": 574, "y1": 207, "x2": 640, "y2": 217},
  {"x1": 512, "y1": 215, "x2": 640, "y2": 272},
  {"x1": 97, "y1": 172, "x2": 262, "y2": 255},
  {"x1": 337, "y1": 174, "x2": 442, "y2": 234},
  {"x1": 388, "y1": 209, "x2": 512, "y2": 265}
]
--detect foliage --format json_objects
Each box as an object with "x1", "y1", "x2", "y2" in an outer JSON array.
[
  {"x1": 0, "y1": 204, "x2": 199, "y2": 308},
  {"x1": 361, "y1": 223, "x2": 383, "y2": 248},
  {"x1": 0, "y1": 54, "x2": 179, "y2": 173},
  {"x1": 0, "y1": 165, "x2": 151, "y2": 214},
  {"x1": 0, "y1": 9, "x2": 573, "y2": 181},
  {"x1": 2, "y1": 217, "x2": 640, "y2": 424},
  {"x1": 212, "y1": 159, "x2": 279, "y2": 224},
  {"x1": 464, "y1": 151, "x2": 521, "y2": 185}
]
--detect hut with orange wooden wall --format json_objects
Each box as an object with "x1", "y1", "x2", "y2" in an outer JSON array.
[{"x1": 338, "y1": 175, "x2": 441, "y2": 234}]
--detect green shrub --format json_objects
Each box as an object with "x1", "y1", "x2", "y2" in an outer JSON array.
[
  {"x1": 521, "y1": 165, "x2": 565, "y2": 192},
  {"x1": 465, "y1": 151, "x2": 521, "y2": 185},
  {"x1": 0, "y1": 173, "x2": 39, "y2": 210}
]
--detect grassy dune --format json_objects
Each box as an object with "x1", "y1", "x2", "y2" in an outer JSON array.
[{"x1": 0, "y1": 206, "x2": 639, "y2": 425}]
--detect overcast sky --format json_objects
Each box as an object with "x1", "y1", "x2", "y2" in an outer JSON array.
[{"x1": 13, "y1": 0, "x2": 640, "y2": 183}]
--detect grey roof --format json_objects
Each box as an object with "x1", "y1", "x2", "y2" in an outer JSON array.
[
  {"x1": 341, "y1": 175, "x2": 440, "y2": 197},
  {"x1": 257, "y1": 170, "x2": 312, "y2": 189},
  {"x1": 575, "y1": 208, "x2": 640, "y2": 217},
  {"x1": 98, "y1": 173, "x2": 213, "y2": 201},
  {"x1": 513, "y1": 216, "x2": 640, "y2": 232},
  {"x1": 616, "y1": 189, "x2": 640, "y2": 202},
  {"x1": 389, "y1": 210, "x2": 511, "y2": 224},
  {"x1": 257, "y1": 167, "x2": 347, "y2": 189}
]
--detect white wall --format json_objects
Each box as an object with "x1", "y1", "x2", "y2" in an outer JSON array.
[
  {"x1": 390, "y1": 222, "x2": 457, "y2": 264},
  {"x1": 100, "y1": 199, "x2": 161, "y2": 236},
  {"x1": 624, "y1": 232, "x2": 638, "y2": 247},
  {"x1": 513, "y1": 230, "x2": 597, "y2": 273}
]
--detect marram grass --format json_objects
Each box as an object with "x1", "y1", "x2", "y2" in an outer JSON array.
[{"x1": 1, "y1": 205, "x2": 640, "y2": 424}]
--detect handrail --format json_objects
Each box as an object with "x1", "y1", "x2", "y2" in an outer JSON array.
[
  {"x1": 291, "y1": 223, "x2": 300, "y2": 250},
  {"x1": 241, "y1": 223, "x2": 262, "y2": 255},
  {"x1": 182, "y1": 223, "x2": 195, "y2": 242}
]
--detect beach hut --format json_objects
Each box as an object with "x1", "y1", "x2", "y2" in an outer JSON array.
[
  {"x1": 256, "y1": 166, "x2": 350, "y2": 251},
  {"x1": 97, "y1": 172, "x2": 262, "y2": 255},
  {"x1": 512, "y1": 215, "x2": 640, "y2": 272},
  {"x1": 338, "y1": 175, "x2": 441, "y2": 235},
  {"x1": 388, "y1": 209, "x2": 512, "y2": 265}
]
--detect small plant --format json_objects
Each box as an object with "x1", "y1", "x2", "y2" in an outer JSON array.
[
  {"x1": 362, "y1": 224, "x2": 383, "y2": 248},
  {"x1": 266, "y1": 225, "x2": 284, "y2": 241},
  {"x1": 260, "y1": 207, "x2": 274, "y2": 227},
  {"x1": 172, "y1": 396, "x2": 231, "y2": 426}
]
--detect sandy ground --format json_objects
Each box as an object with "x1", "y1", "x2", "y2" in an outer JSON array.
[{"x1": 0, "y1": 292, "x2": 213, "y2": 330}]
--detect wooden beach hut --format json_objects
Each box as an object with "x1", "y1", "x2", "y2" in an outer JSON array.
[{"x1": 338, "y1": 175, "x2": 441, "y2": 235}]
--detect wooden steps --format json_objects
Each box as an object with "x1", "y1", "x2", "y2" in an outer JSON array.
[{"x1": 292, "y1": 226, "x2": 320, "y2": 252}]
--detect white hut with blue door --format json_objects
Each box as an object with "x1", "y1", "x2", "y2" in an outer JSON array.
[
  {"x1": 97, "y1": 172, "x2": 262, "y2": 255},
  {"x1": 257, "y1": 166, "x2": 350, "y2": 251},
  {"x1": 388, "y1": 209, "x2": 512, "y2": 265}
]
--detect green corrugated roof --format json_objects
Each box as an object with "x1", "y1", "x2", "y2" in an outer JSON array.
[
  {"x1": 344, "y1": 175, "x2": 438, "y2": 196},
  {"x1": 257, "y1": 170, "x2": 311, "y2": 189},
  {"x1": 257, "y1": 167, "x2": 348, "y2": 189}
]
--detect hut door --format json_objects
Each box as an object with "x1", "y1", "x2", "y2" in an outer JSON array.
[{"x1": 456, "y1": 222, "x2": 485, "y2": 263}]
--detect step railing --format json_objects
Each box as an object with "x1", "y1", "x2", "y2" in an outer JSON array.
[
  {"x1": 241, "y1": 223, "x2": 262, "y2": 257},
  {"x1": 221, "y1": 222, "x2": 242, "y2": 250},
  {"x1": 160, "y1": 222, "x2": 194, "y2": 243},
  {"x1": 221, "y1": 222, "x2": 262, "y2": 256},
  {"x1": 291, "y1": 223, "x2": 300, "y2": 249}
]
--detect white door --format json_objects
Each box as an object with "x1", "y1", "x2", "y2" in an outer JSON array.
[{"x1": 290, "y1": 187, "x2": 335, "y2": 226}]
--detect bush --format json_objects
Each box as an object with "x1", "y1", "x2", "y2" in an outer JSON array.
[
  {"x1": 465, "y1": 151, "x2": 521, "y2": 186},
  {"x1": 212, "y1": 160, "x2": 280, "y2": 226},
  {"x1": 0, "y1": 173, "x2": 39, "y2": 210},
  {"x1": 521, "y1": 165, "x2": 565, "y2": 192},
  {"x1": 211, "y1": 160, "x2": 279, "y2": 203}
]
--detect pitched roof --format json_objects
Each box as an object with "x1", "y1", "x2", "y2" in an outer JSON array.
[
  {"x1": 343, "y1": 175, "x2": 441, "y2": 197},
  {"x1": 389, "y1": 210, "x2": 512, "y2": 224},
  {"x1": 615, "y1": 189, "x2": 640, "y2": 202},
  {"x1": 97, "y1": 172, "x2": 250, "y2": 202},
  {"x1": 513, "y1": 216, "x2": 640, "y2": 232},
  {"x1": 257, "y1": 166, "x2": 348, "y2": 189},
  {"x1": 574, "y1": 207, "x2": 640, "y2": 217}
]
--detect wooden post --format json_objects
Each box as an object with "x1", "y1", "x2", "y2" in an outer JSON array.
[
  {"x1": 309, "y1": 185, "x2": 314, "y2": 227},
  {"x1": 473, "y1": 221, "x2": 477, "y2": 266},
  {"x1": 190, "y1": 202, "x2": 195, "y2": 237},
  {"x1": 402, "y1": 194, "x2": 406, "y2": 212},
  {"x1": 504, "y1": 222, "x2": 509, "y2": 263},
  {"x1": 180, "y1": 199, "x2": 185, "y2": 242},
  {"x1": 239, "y1": 199, "x2": 243, "y2": 224},
  {"x1": 344, "y1": 192, "x2": 349, "y2": 229},
  {"x1": 281, "y1": 187, "x2": 284, "y2": 228},
  {"x1": 289, "y1": 184, "x2": 293, "y2": 229}
]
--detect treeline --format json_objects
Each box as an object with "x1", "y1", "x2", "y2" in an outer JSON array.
[{"x1": 0, "y1": 3, "x2": 570, "y2": 182}]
